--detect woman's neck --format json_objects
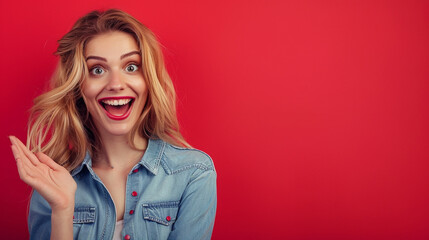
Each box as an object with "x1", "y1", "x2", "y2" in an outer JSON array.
[{"x1": 94, "y1": 133, "x2": 148, "y2": 171}]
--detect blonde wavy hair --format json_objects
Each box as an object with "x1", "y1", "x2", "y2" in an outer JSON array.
[{"x1": 27, "y1": 9, "x2": 190, "y2": 171}]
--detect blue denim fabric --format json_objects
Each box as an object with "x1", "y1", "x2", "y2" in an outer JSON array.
[{"x1": 28, "y1": 138, "x2": 217, "y2": 240}]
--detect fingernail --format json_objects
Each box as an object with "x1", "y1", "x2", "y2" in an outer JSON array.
[{"x1": 8, "y1": 136, "x2": 14, "y2": 144}]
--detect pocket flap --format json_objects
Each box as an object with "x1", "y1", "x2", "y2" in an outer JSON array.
[
  {"x1": 73, "y1": 207, "x2": 96, "y2": 224},
  {"x1": 142, "y1": 201, "x2": 179, "y2": 226}
]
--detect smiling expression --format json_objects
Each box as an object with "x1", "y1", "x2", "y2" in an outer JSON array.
[{"x1": 82, "y1": 31, "x2": 148, "y2": 138}]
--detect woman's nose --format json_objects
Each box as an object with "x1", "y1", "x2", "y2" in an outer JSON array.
[{"x1": 106, "y1": 71, "x2": 125, "y2": 91}]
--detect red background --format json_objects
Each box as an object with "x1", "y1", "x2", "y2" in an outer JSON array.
[{"x1": 1, "y1": 0, "x2": 428, "y2": 239}]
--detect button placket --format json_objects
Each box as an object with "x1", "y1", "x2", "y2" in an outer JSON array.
[{"x1": 124, "y1": 165, "x2": 141, "y2": 240}]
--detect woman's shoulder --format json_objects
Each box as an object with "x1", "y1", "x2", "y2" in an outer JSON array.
[{"x1": 154, "y1": 139, "x2": 215, "y2": 174}]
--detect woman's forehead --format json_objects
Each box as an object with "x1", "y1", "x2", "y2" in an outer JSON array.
[{"x1": 84, "y1": 31, "x2": 140, "y2": 59}]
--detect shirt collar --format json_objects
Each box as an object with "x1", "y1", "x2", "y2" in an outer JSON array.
[
  {"x1": 71, "y1": 138, "x2": 165, "y2": 177},
  {"x1": 138, "y1": 138, "x2": 165, "y2": 175}
]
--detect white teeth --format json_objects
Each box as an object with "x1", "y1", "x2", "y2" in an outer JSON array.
[{"x1": 101, "y1": 98, "x2": 132, "y2": 106}]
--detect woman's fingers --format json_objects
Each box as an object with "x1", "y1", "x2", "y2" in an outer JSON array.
[
  {"x1": 15, "y1": 150, "x2": 37, "y2": 185},
  {"x1": 10, "y1": 141, "x2": 21, "y2": 161},
  {"x1": 10, "y1": 137, "x2": 38, "y2": 173},
  {"x1": 10, "y1": 136, "x2": 48, "y2": 182},
  {"x1": 10, "y1": 136, "x2": 41, "y2": 167},
  {"x1": 36, "y1": 152, "x2": 61, "y2": 171},
  {"x1": 14, "y1": 149, "x2": 28, "y2": 179},
  {"x1": 9, "y1": 136, "x2": 22, "y2": 161},
  {"x1": 9, "y1": 137, "x2": 59, "y2": 171}
]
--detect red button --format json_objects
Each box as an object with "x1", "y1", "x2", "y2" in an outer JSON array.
[
  {"x1": 131, "y1": 191, "x2": 138, "y2": 196},
  {"x1": 124, "y1": 234, "x2": 131, "y2": 240},
  {"x1": 166, "y1": 216, "x2": 171, "y2": 222},
  {"x1": 133, "y1": 169, "x2": 139, "y2": 173},
  {"x1": 129, "y1": 210, "x2": 134, "y2": 215}
]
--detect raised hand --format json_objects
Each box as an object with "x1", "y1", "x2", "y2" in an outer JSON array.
[{"x1": 10, "y1": 136, "x2": 77, "y2": 212}]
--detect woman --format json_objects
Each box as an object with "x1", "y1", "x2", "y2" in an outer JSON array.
[{"x1": 9, "y1": 9, "x2": 216, "y2": 240}]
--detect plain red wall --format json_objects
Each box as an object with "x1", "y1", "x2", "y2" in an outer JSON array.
[{"x1": 1, "y1": 0, "x2": 428, "y2": 239}]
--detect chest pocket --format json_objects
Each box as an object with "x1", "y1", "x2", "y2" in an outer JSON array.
[
  {"x1": 142, "y1": 201, "x2": 180, "y2": 239},
  {"x1": 73, "y1": 207, "x2": 96, "y2": 239},
  {"x1": 73, "y1": 207, "x2": 96, "y2": 223}
]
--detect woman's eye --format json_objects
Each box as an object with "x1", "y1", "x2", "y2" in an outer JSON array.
[
  {"x1": 126, "y1": 64, "x2": 139, "y2": 73},
  {"x1": 90, "y1": 67, "x2": 105, "y2": 76}
]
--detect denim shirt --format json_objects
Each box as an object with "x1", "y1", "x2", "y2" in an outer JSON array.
[{"x1": 28, "y1": 138, "x2": 217, "y2": 240}]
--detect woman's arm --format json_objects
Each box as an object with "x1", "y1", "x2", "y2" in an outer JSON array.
[
  {"x1": 10, "y1": 136, "x2": 76, "y2": 240},
  {"x1": 168, "y1": 168, "x2": 217, "y2": 240}
]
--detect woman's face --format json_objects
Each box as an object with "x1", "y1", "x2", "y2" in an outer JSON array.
[{"x1": 82, "y1": 31, "x2": 148, "y2": 138}]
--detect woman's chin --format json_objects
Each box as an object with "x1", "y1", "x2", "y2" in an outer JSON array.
[{"x1": 97, "y1": 123, "x2": 136, "y2": 138}]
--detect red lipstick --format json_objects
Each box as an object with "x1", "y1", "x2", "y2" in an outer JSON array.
[{"x1": 98, "y1": 96, "x2": 134, "y2": 121}]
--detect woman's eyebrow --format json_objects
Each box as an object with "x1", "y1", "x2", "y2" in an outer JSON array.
[
  {"x1": 120, "y1": 50, "x2": 141, "y2": 59},
  {"x1": 85, "y1": 51, "x2": 140, "y2": 62},
  {"x1": 86, "y1": 56, "x2": 107, "y2": 62},
  {"x1": 85, "y1": 51, "x2": 141, "y2": 62}
]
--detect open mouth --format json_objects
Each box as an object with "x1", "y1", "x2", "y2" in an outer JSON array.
[{"x1": 98, "y1": 97, "x2": 134, "y2": 120}]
